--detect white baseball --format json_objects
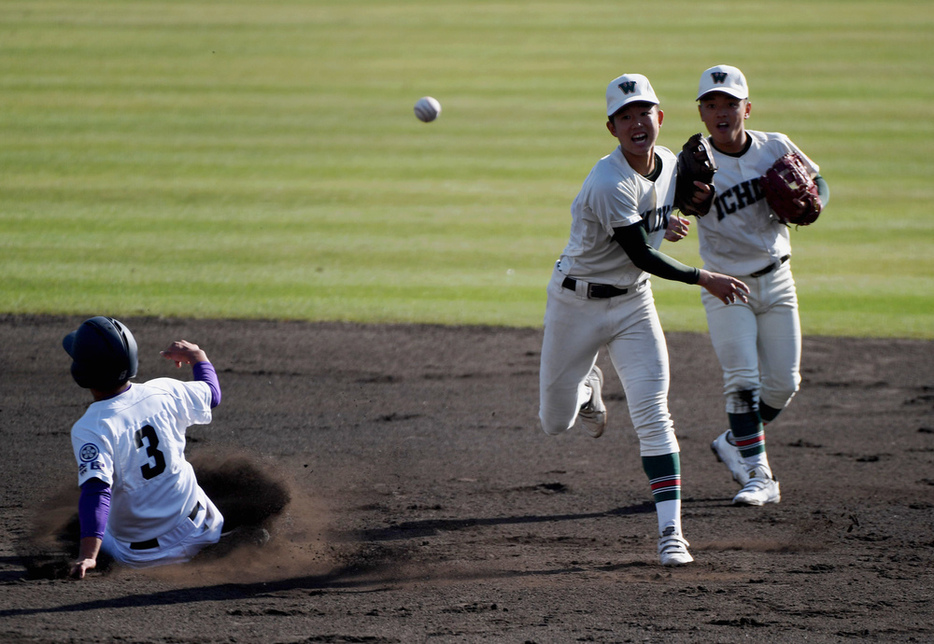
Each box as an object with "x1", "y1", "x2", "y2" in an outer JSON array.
[{"x1": 414, "y1": 96, "x2": 441, "y2": 123}]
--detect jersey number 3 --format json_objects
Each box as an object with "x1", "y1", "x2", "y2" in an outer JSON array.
[{"x1": 134, "y1": 425, "x2": 167, "y2": 480}]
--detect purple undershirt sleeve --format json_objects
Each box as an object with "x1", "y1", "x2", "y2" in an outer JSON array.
[
  {"x1": 192, "y1": 360, "x2": 222, "y2": 408},
  {"x1": 78, "y1": 478, "x2": 111, "y2": 540}
]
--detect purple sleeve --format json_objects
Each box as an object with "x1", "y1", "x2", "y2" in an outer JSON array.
[
  {"x1": 78, "y1": 478, "x2": 111, "y2": 540},
  {"x1": 192, "y1": 361, "x2": 222, "y2": 408}
]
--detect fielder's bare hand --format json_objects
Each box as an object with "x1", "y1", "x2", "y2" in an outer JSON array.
[
  {"x1": 69, "y1": 535, "x2": 102, "y2": 580},
  {"x1": 664, "y1": 214, "x2": 691, "y2": 242},
  {"x1": 692, "y1": 181, "x2": 714, "y2": 205},
  {"x1": 698, "y1": 270, "x2": 750, "y2": 305},
  {"x1": 161, "y1": 340, "x2": 209, "y2": 368},
  {"x1": 69, "y1": 557, "x2": 97, "y2": 580}
]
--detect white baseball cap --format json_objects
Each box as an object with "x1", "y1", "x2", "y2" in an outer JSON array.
[
  {"x1": 696, "y1": 64, "x2": 749, "y2": 100},
  {"x1": 606, "y1": 73, "x2": 659, "y2": 117}
]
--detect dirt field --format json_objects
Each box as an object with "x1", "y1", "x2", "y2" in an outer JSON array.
[{"x1": 1, "y1": 314, "x2": 932, "y2": 643}]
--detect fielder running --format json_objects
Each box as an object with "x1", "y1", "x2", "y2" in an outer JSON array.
[
  {"x1": 538, "y1": 73, "x2": 749, "y2": 566},
  {"x1": 685, "y1": 65, "x2": 830, "y2": 505},
  {"x1": 64, "y1": 316, "x2": 226, "y2": 578}
]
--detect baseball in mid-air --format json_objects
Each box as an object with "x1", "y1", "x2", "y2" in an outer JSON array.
[{"x1": 414, "y1": 96, "x2": 441, "y2": 123}]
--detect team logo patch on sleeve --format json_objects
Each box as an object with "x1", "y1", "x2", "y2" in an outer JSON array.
[{"x1": 79, "y1": 443, "x2": 100, "y2": 462}]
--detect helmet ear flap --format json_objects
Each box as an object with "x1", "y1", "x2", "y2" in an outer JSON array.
[
  {"x1": 70, "y1": 361, "x2": 97, "y2": 390},
  {"x1": 63, "y1": 316, "x2": 139, "y2": 390}
]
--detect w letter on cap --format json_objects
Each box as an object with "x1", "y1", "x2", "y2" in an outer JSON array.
[
  {"x1": 618, "y1": 81, "x2": 637, "y2": 94},
  {"x1": 710, "y1": 72, "x2": 728, "y2": 84}
]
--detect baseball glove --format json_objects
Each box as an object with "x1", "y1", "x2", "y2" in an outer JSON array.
[
  {"x1": 759, "y1": 152, "x2": 822, "y2": 225},
  {"x1": 674, "y1": 133, "x2": 718, "y2": 217}
]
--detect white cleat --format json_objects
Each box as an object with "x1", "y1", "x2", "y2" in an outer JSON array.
[
  {"x1": 732, "y1": 466, "x2": 781, "y2": 506},
  {"x1": 578, "y1": 366, "x2": 607, "y2": 438},
  {"x1": 711, "y1": 430, "x2": 750, "y2": 486},
  {"x1": 658, "y1": 527, "x2": 694, "y2": 566}
]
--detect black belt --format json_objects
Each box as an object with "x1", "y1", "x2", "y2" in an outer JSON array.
[
  {"x1": 750, "y1": 254, "x2": 790, "y2": 278},
  {"x1": 562, "y1": 277, "x2": 641, "y2": 299},
  {"x1": 129, "y1": 502, "x2": 203, "y2": 550},
  {"x1": 129, "y1": 538, "x2": 159, "y2": 550}
]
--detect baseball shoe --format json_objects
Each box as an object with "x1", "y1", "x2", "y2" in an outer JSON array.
[
  {"x1": 221, "y1": 525, "x2": 271, "y2": 549},
  {"x1": 732, "y1": 466, "x2": 781, "y2": 506},
  {"x1": 711, "y1": 430, "x2": 750, "y2": 486},
  {"x1": 196, "y1": 525, "x2": 270, "y2": 561},
  {"x1": 578, "y1": 365, "x2": 607, "y2": 438},
  {"x1": 658, "y1": 526, "x2": 693, "y2": 566}
]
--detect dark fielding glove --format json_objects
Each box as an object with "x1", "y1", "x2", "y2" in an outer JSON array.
[
  {"x1": 759, "y1": 152, "x2": 822, "y2": 225},
  {"x1": 674, "y1": 133, "x2": 718, "y2": 217}
]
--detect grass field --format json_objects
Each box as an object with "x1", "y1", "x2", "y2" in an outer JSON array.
[{"x1": 2, "y1": 0, "x2": 932, "y2": 338}]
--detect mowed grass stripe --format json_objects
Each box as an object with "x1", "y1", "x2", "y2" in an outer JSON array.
[{"x1": 1, "y1": 1, "x2": 931, "y2": 337}]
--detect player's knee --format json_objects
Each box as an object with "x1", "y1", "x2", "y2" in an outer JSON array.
[
  {"x1": 540, "y1": 422, "x2": 570, "y2": 437},
  {"x1": 762, "y1": 374, "x2": 800, "y2": 409},
  {"x1": 762, "y1": 388, "x2": 798, "y2": 412},
  {"x1": 539, "y1": 410, "x2": 572, "y2": 436}
]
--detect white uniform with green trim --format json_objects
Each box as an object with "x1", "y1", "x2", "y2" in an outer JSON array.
[
  {"x1": 696, "y1": 130, "x2": 818, "y2": 415},
  {"x1": 539, "y1": 145, "x2": 680, "y2": 456}
]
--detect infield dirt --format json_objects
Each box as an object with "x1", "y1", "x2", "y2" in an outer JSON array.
[{"x1": 1, "y1": 315, "x2": 932, "y2": 643}]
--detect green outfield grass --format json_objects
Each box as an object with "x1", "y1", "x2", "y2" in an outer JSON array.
[{"x1": 2, "y1": 0, "x2": 932, "y2": 338}]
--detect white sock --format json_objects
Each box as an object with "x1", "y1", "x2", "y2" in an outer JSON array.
[
  {"x1": 743, "y1": 452, "x2": 771, "y2": 477},
  {"x1": 656, "y1": 499, "x2": 682, "y2": 536}
]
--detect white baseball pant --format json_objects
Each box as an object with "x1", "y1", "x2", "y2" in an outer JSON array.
[
  {"x1": 701, "y1": 261, "x2": 801, "y2": 415},
  {"x1": 101, "y1": 487, "x2": 224, "y2": 568},
  {"x1": 539, "y1": 267, "x2": 680, "y2": 457}
]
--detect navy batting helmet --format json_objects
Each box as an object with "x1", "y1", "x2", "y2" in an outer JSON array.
[{"x1": 63, "y1": 316, "x2": 138, "y2": 390}]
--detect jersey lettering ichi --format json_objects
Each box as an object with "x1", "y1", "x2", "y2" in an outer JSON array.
[
  {"x1": 714, "y1": 178, "x2": 764, "y2": 217},
  {"x1": 558, "y1": 146, "x2": 677, "y2": 287},
  {"x1": 70, "y1": 378, "x2": 213, "y2": 544},
  {"x1": 697, "y1": 130, "x2": 819, "y2": 276}
]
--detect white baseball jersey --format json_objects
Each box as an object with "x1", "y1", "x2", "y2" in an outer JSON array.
[
  {"x1": 71, "y1": 378, "x2": 213, "y2": 544},
  {"x1": 557, "y1": 146, "x2": 677, "y2": 287},
  {"x1": 696, "y1": 130, "x2": 819, "y2": 276},
  {"x1": 540, "y1": 143, "x2": 681, "y2": 456}
]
